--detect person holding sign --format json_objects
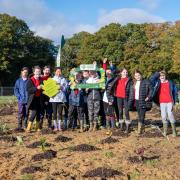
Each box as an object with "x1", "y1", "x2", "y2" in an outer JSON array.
[
  {"x1": 26, "y1": 66, "x2": 43, "y2": 132},
  {"x1": 68, "y1": 72, "x2": 85, "y2": 132},
  {"x1": 86, "y1": 70, "x2": 101, "y2": 131},
  {"x1": 49, "y1": 67, "x2": 68, "y2": 132}
]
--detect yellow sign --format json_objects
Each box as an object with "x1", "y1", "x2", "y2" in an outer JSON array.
[{"x1": 42, "y1": 78, "x2": 60, "y2": 98}]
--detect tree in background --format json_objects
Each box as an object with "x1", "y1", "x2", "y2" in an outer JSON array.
[{"x1": 0, "y1": 14, "x2": 57, "y2": 86}]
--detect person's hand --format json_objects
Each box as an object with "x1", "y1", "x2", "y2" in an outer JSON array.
[
  {"x1": 103, "y1": 58, "x2": 108, "y2": 63},
  {"x1": 145, "y1": 97, "x2": 149, "y2": 101},
  {"x1": 174, "y1": 102, "x2": 179, "y2": 112},
  {"x1": 37, "y1": 85, "x2": 42, "y2": 90},
  {"x1": 93, "y1": 61, "x2": 97, "y2": 66},
  {"x1": 45, "y1": 102, "x2": 48, "y2": 105},
  {"x1": 109, "y1": 102, "x2": 113, "y2": 105}
]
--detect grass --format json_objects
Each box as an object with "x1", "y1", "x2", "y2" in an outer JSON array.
[
  {"x1": 144, "y1": 159, "x2": 158, "y2": 167},
  {"x1": 105, "y1": 151, "x2": 115, "y2": 158},
  {"x1": 20, "y1": 174, "x2": 34, "y2": 180},
  {"x1": 129, "y1": 170, "x2": 141, "y2": 180},
  {"x1": 0, "y1": 96, "x2": 17, "y2": 106}
]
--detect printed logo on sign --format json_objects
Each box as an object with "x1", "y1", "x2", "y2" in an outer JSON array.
[{"x1": 80, "y1": 64, "x2": 96, "y2": 71}]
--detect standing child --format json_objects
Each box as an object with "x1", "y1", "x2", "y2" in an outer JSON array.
[
  {"x1": 26, "y1": 66, "x2": 43, "y2": 132},
  {"x1": 14, "y1": 67, "x2": 29, "y2": 130},
  {"x1": 128, "y1": 70, "x2": 153, "y2": 135},
  {"x1": 68, "y1": 72, "x2": 85, "y2": 132},
  {"x1": 86, "y1": 71, "x2": 101, "y2": 131},
  {"x1": 151, "y1": 71, "x2": 179, "y2": 137},
  {"x1": 109, "y1": 68, "x2": 132, "y2": 133},
  {"x1": 103, "y1": 69, "x2": 116, "y2": 129},
  {"x1": 49, "y1": 67, "x2": 68, "y2": 131},
  {"x1": 40, "y1": 65, "x2": 53, "y2": 129}
]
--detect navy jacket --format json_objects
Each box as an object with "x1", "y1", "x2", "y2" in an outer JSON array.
[
  {"x1": 150, "y1": 72, "x2": 179, "y2": 105},
  {"x1": 14, "y1": 78, "x2": 28, "y2": 104},
  {"x1": 69, "y1": 89, "x2": 85, "y2": 107}
]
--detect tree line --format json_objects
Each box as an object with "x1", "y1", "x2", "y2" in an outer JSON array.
[{"x1": 0, "y1": 13, "x2": 180, "y2": 86}]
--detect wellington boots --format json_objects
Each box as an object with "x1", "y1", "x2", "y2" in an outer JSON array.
[
  {"x1": 93, "y1": 122, "x2": 97, "y2": 132},
  {"x1": 89, "y1": 122, "x2": 93, "y2": 132},
  {"x1": 26, "y1": 122, "x2": 32, "y2": 133},
  {"x1": 163, "y1": 123, "x2": 168, "y2": 136},
  {"x1": 171, "y1": 123, "x2": 177, "y2": 137}
]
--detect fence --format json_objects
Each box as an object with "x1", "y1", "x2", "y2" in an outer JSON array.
[{"x1": 0, "y1": 87, "x2": 14, "y2": 96}]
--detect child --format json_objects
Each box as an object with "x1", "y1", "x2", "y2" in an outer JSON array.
[
  {"x1": 68, "y1": 72, "x2": 85, "y2": 132},
  {"x1": 103, "y1": 69, "x2": 116, "y2": 129},
  {"x1": 49, "y1": 67, "x2": 68, "y2": 131},
  {"x1": 128, "y1": 70, "x2": 153, "y2": 134},
  {"x1": 14, "y1": 67, "x2": 29, "y2": 130},
  {"x1": 86, "y1": 70, "x2": 101, "y2": 131},
  {"x1": 26, "y1": 66, "x2": 43, "y2": 132},
  {"x1": 151, "y1": 71, "x2": 179, "y2": 137},
  {"x1": 109, "y1": 68, "x2": 132, "y2": 132},
  {"x1": 40, "y1": 65, "x2": 53, "y2": 129}
]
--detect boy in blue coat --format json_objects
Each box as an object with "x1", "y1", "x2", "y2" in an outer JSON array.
[{"x1": 14, "y1": 67, "x2": 29, "y2": 130}]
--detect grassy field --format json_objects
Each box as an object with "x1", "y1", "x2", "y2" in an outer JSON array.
[{"x1": 0, "y1": 96, "x2": 17, "y2": 106}]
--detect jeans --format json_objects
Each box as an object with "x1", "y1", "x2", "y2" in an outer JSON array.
[
  {"x1": 160, "y1": 102, "x2": 175, "y2": 124},
  {"x1": 135, "y1": 100, "x2": 146, "y2": 124}
]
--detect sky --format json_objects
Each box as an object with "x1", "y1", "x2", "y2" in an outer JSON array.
[{"x1": 0, "y1": 0, "x2": 179, "y2": 43}]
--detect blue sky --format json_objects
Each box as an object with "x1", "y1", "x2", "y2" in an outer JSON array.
[{"x1": 0, "y1": 0, "x2": 179, "y2": 43}]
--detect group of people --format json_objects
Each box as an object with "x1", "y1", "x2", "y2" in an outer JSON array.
[{"x1": 14, "y1": 59, "x2": 179, "y2": 137}]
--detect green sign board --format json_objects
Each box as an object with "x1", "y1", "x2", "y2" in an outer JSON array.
[{"x1": 69, "y1": 64, "x2": 105, "y2": 89}]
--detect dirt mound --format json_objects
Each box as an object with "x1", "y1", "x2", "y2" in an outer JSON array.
[
  {"x1": 71, "y1": 144, "x2": 100, "y2": 152},
  {"x1": 83, "y1": 167, "x2": 122, "y2": 178},
  {"x1": 112, "y1": 130, "x2": 129, "y2": 137},
  {"x1": 21, "y1": 166, "x2": 44, "y2": 174},
  {"x1": 32, "y1": 150, "x2": 57, "y2": 161},
  {"x1": 128, "y1": 155, "x2": 159, "y2": 164},
  {"x1": 41, "y1": 128, "x2": 56, "y2": 135},
  {"x1": 141, "y1": 129, "x2": 164, "y2": 138},
  {"x1": 1, "y1": 152, "x2": 13, "y2": 159},
  {"x1": 0, "y1": 105, "x2": 15, "y2": 116},
  {"x1": 101, "y1": 137, "x2": 119, "y2": 144},
  {"x1": 55, "y1": 135, "x2": 72, "y2": 142},
  {"x1": 26, "y1": 141, "x2": 52, "y2": 149},
  {"x1": 0, "y1": 135, "x2": 17, "y2": 142}
]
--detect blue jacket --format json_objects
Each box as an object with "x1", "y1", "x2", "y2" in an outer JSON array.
[
  {"x1": 14, "y1": 78, "x2": 28, "y2": 104},
  {"x1": 69, "y1": 89, "x2": 85, "y2": 107},
  {"x1": 150, "y1": 72, "x2": 179, "y2": 105}
]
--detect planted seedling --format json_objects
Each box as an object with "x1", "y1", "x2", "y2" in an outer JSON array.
[
  {"x1": 40, "y1": 137, "x2": 47, "y2": 152},
  {"x1": 0, "y1": 123, "x2": 10, "y2": 135},
  {"x1": 17, "y1": 136, "x2": 24, "y2": 146},
  {"x1": 136, "y1": 147, "x2": 145, "y2": 161}
]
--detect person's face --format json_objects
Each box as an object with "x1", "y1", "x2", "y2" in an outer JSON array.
[
  {"x1": 106, "y1": 69, "x2": 112, "y2": 78},
  {"x1": 83, "y1": 71, "x2": 89, "y2": 78},
  {"x1": 55, "y1": 69, "x2": 62, "y2": 77},
  {"x1": 43, "y1": 68, "x2": 50, "y2": 76},
  {"x1": 34, "y1": 68, "x2": 41, "y2": 78},
  {"x1": 21, "y1": 70, "x2": 28, "y2": 78},
  {"x1": 90, "y1": 71, "x2": 96, "y2": 77},
  {"x1": 121, "y1": 69, "x2": 128, "y2": 78},
  {"x1": 160, "y1": 74, "x2": 166, "y2": 82},
  {"x1": 134, "y1": 73, "x2": 142, "y2": 81}
]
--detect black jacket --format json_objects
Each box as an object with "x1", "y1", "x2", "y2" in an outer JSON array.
[
  {"x1": 26, "y1": 78, "x2": 43, "y2": 110},
  {"x1": 128, "y1": 79, "x2": 153, "y2": 111},
  {"x1": 105, "y1": 77, "x2": 115, "y2": 103},
  {"x1": 109, "y1": 76, "x2": 132, "y2": 100}
]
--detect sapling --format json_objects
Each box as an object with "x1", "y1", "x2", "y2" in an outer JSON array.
[
  {"x1": 16, "y1": 136, "x2": 24, "y2": 146},
  {"x1": 0, "y1": 123, "x2": 9, "y2": 135},
  {"x1": 136, "y1": 147, "x2": 145, "y2": 161},
  {"x1": 40, "y1": 137, "x2": 47, "y2": 152}
]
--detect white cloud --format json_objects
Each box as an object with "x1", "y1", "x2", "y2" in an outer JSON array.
[
  {"x1": 0, "y1": 0, "x2": 165, "y2": 42},
  {"x1": 97, "y1": 8, "x2": 165, "y2": 27}
]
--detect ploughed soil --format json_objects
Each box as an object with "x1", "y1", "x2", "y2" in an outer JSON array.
[{"x1": 0, "y1": 105, "x2": 180, "y2": 180}]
